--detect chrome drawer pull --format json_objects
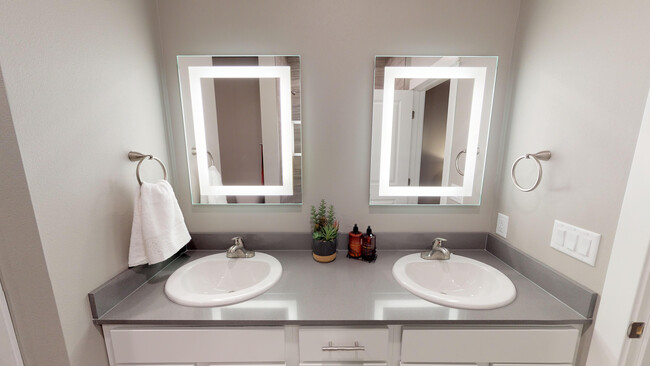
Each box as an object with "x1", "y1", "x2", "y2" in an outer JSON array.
[{"x1": 322, "y1": 341, "x2": 365, "y2": 351}]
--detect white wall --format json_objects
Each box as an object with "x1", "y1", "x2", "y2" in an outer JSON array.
[
  {"x1": 0, "y1": 0, "x2": 169, "y2": 365},
  {"x1": 496, "y1": 0, "x2": 650, "y2": 292},
  {"x1": 158, "y1": 0, "x2": 521, "y2": 233}
]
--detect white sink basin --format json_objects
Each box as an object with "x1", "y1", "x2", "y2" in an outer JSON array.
[
  {"x1": 165, "y1": 252, "x2": 282, "y2": 307},
  {"x1": 392, "y1": 253, "x2": 516, "y2": 309}
]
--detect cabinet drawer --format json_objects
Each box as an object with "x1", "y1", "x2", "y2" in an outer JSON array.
[
  {"x1": 401, "y1": 327, "x2": 578, "y2": 364},
  {"x1": 491, "y1": 364, "x2": 572, "y2": 366},
  {"x1": 300, "y1": 364, "x2": 386, "y2": 366},
  {"x1": 110, "y1": 327, "x2": 285, "y2": 364},
  {"x1": 299, "y1": 327, "x2": 389, "y2": 362},
  {"x1": 400, "y1": 364, "x2": 476, "y2": 366}
]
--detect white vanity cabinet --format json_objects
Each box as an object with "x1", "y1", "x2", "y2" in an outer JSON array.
[
  {"x1": 102, "y1": 325, "x2": 581, "y2": 366},
  {"x1": 400, "y1": 327, "x2": 580, "y2": 366}
]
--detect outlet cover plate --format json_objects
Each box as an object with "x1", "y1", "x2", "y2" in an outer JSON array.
[
  {"x1": 550, "y1": 220, "x2": 601, "y2": 266},
  {"x1": 496, "y1": 213, "x2": 508, "y2": 238}
]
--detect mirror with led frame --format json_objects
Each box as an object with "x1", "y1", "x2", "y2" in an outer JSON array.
[
  {"x1": 370, "y1": 56, "x2": 497, "y2": 205},
  {"x1": 178, "y1": 55, "x2": 302, "y2": 205}
]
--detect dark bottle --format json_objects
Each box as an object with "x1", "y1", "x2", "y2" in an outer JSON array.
[
  {"x1": 348, "y1": 224, "x2": 362, "y2": 258},
  {"x1": 361, "y1": 226, "x2": 376, "y2": 261}
]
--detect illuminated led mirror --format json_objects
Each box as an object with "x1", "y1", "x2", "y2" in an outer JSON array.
[
  {"x1": 370, "y1": 56, "x2": 497, "y2": 205},
  {"x1": 178, "y1": 56, "x2": 302, "y2": 205}
]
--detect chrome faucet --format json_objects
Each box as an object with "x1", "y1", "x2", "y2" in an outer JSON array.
[
  {"x1": 421, "y1": 237, "x2": 451, "y2": 260},
  {"x1": 226, "y1": 236, "x2": 255, "y2": 258}
]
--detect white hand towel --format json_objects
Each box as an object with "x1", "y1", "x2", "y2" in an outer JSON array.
[
  {"x1": 200, "y1": 165, "x2": 228, "y2": 204},
  {"x1": 128, "y1": 180, "x2": 191, "y2": 267}
]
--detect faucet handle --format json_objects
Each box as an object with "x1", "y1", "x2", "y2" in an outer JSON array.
[
  {"x1": 432, "y1": 237, "x2": 447, "y2": 248},
  {"x1": 231, "y1": 236, "x2": 244, "y2": 246}
]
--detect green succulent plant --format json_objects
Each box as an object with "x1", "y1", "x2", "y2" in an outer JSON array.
[{"x1": 310, "y1": 199, "x2": 338, "y2": 242}]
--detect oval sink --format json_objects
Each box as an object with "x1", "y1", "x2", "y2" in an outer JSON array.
[
  {"x1": 392, "y1": 253, "x2": 516, "y2": 309},
  {"x1": 165, "y1": 252, "x2": 282, "y2": 307}
]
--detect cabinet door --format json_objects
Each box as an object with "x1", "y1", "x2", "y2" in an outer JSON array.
[
  {"x1": 118, "y1": 364, "x2": 194, "y2": 366},
  {"x1": 110, "y1": 328, "x2": 285, "y2": 364},
  {"x1": 401, "y1": 328, "x2": 578, "y2": 364}
]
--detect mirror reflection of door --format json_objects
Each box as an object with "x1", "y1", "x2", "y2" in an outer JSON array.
[
  {"x1": 372, "y1": 58, "x2": 460, "y2": 205},
  {"x1": 378, "y1": 79, "x2": 455, "y2": 205},
  {"x1": 370, "y1": 55, "x2": 496, "y2": 206}
]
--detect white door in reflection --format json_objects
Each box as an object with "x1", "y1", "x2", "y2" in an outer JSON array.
[{"x1": 370, "y1": 90, "x2": 414, "y2": 204}]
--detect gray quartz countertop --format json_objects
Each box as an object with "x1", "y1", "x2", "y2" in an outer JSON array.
[{"x1": 94, "y1": 249, "x2": 589, "y2": 325}]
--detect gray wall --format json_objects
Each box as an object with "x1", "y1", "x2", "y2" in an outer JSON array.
[
  {"x1": 418, "y1": 81, "x2": 449, "y2": 205},
  {"x1": 214, "y1": 81, "x2": 263, "y2": 186},
  {"x1": 496, "y1": 0, "x2": 650, "y2": 293},
  {"x1": 159, "y1": 0, "x2": 521, "y2": 233},
  {"x1": 0, "y1": 66, "x2": 70, "y2": 366},
  {"x1": 212, "y1": 57, "x2": 264, "y2": 187},
  {"x1": 420, "y1": 80, "x2": 450, "y2": 187},
  {"x1": 0, "y1": 0, "x2": 170, "y2": 365}
]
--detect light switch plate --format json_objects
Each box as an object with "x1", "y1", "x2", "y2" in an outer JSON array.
[
  {"x1": 565, "y1": 231, "x2": 578, "y2": 251},
  {"x1": 550, "y1": 220, "x2": 601, "y2": 266},
  {"x1": 496, "y1": 213, "x2": 508, "y2": 238}
]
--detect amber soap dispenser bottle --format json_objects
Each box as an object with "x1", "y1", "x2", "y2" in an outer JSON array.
[
  {"x1": 361, "y1": 226, "x2": 377, "y2": 261},
  {"x1": 348, "y1": 224, "x2": 362, "y2": 258}
]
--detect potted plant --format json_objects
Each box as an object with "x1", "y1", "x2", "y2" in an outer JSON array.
[{"x1": 310, "y1": 199, "x2": 339, "y2": 263}]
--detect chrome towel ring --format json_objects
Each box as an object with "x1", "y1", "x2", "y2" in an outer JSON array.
[
  {"x1": 128, "y1": 151, "x2": 168, "y2": 185},
  {"x1": 510, "y1": 150, "x2": 551, "y2": 192},
  {"x1": 455, "y1": 147, "x2": 479, "y2": 176}
]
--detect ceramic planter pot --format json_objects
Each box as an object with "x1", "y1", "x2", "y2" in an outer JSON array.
[{"x1": 312, "y1": 238, "x2": 337, "y2": 263}]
